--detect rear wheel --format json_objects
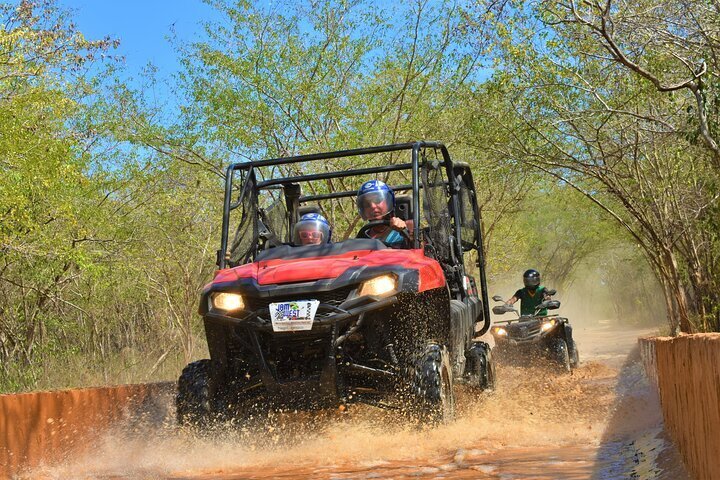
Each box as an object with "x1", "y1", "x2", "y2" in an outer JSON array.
[
  {"x1": 464, "y1": 341, "x2": 496, "y2": 391},
  {"x1": 410, "y1": 344, "x2": 455, "y2": 424},
  {"x1": 176, "y1": 359, "x2": 227, "y2": 429},
  {"x1": 547, "y1": 338, "x2": 571, "y2": 373}
]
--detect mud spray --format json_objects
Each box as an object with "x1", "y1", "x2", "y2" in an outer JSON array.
[
  {"x1": 19, "y1": 267, "x2": 687, "y2": 479},
  {"x1": 21, "y1": 325, "x2": 688, "y2": 480}
]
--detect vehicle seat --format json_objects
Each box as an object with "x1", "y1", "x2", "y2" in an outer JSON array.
[
  {"x1": 298, "y1": 204, "x2": 321, "y2": 216},
  {"x1": 395, "y1": 195, "x2": 412, "y2": 221}
]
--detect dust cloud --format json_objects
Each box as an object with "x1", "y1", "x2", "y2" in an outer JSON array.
[{"x1": 489, "y1": 260, "x2": 668, "y2": 332}]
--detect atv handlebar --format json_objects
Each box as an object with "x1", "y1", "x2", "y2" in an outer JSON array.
[
  {"x1": 490, "y1": 295, "x2": 561, "y2": 318},
  {"x1": 492, "y1": 304, "x2": 518, "y2": 315}
]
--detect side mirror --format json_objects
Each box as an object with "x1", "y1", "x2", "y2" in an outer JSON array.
[
  {"x1": 492, "y1": 295, "x2": 504, "y2": 302},
  {"x1": 545, "y1": 288, "x2": 557, "y2": 296},
  {"x1": 492, "y1": 305, "x2": 508, "y2": 315}
]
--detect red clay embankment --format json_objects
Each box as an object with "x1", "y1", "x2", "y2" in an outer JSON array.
[
  {"x1": 0, "y1": 382, "x2": 173, "y2": 478},
  {"x1": 639, "y1": 334, "x2": 720, "y2": 480}
]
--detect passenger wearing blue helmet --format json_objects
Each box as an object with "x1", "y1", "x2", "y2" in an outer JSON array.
[
  {"x1": 356, "y1": 180, "x2": 411, "y2": 248},
  {"x1": 293, "y1": 213, "x2": 332, "y2": 246}
]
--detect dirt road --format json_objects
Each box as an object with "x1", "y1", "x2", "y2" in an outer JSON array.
[{"x1": 24, "y1": 325, "x2": 689, "y2": 479}]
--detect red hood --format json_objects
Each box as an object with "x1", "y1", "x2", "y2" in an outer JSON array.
[{"x1": 211, "y1": 248, "x2": 445, "y2": 291}]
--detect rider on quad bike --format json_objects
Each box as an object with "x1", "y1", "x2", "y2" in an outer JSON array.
[
  {"x1": 492, "y1": 269, "x2": 579, "y2": 372},
  {"x1": 504, "y1": 269, "x2": 552, "y2": 316}
]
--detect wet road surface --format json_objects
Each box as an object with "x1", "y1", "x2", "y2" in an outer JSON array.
[{"x1": 24, "y1": 325, "x2": 690, "y2": 479}]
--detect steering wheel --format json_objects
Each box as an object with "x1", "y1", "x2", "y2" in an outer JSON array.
[{"x1": 356, "y1": 220, "x2": 412, "y2": 244}]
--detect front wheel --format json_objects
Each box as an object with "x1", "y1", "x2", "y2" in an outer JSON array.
[
  {"x1": 410, "y1": 344, "x2": 456, "y2": 424},
  {"x1": 176, "y1": 359, "x2": 227, "y2": 429},
  {"x1": 570, "y1": 340, "x2": 580, "y2": 368},
  {"x1": 547, "y1": 338, "x2": 571, "y2": 374}
]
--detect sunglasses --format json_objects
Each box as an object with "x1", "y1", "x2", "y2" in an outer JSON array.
[{"x1": 299, "y1": 231, "x2": 323, "y2": 239}]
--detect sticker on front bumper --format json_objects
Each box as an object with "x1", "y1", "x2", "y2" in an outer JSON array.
[{"x1": 269, "y1": 300, "x2": 320, "y2": 332}]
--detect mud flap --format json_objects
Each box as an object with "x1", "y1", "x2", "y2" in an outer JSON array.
[{"x1": 449, "y1": 299, "x2": 474, "y2": 376}]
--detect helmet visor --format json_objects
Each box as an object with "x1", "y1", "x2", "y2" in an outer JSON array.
[{"x1": 357, "y1": 190, "x2": 394, "y2": 220}]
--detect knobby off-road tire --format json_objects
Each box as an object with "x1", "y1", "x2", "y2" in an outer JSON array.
[
  {"x1": 547, "y1": 338, "x2": 571, "y2": 374},
  {"x1": 176, "y1": 359, "x2": 227, "y2": 430},
  {"x1": 482, "y1": 346, "x2": 497, "y2": 390},
  {"x1": 570, "y1": 340, "x2": 580, "y2": 369},
  {"x1": 464, "y1": 342, "x2": 496, "y2": 392},
  {"x1": 410, "y1": 344, "x2": 456, "y2": 425}
]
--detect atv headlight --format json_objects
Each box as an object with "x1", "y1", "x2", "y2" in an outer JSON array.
[
  {"x1": 541, "y1": 319, "x2": 557, "y2": 332},
  {"x1": 212, "y1": 292, "x2": 245, "y2": 312},
  {"x1": 493, "y1": 327, "x2": 507, "y2": 336},
  {"x1": 359, "y1": 274, "x2": 397, "y2": 297}
]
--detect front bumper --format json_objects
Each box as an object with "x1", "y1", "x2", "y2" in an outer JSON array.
[
  {"x1": 492, "y1": 318, "x2": 568, "y2": 347},
  {"x1": 204, "y1": 293, "x2": 399, "y2": 334}
]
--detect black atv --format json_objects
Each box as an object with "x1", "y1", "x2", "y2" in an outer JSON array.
[
  {"x1": 176, "y1": 142, "x2": 495, "y2": 428},
  {"x1": 490, "y1": 293, "x2": 579, "y2": 372}
]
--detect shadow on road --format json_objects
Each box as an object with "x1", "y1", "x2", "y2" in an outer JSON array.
[{"x1": 591, "y1": 346, "x2": 690, "y2": 479}]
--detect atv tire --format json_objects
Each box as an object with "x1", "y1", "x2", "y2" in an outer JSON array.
[
  {"x1": 547, "y1": 338, "x2": 571, "y2": 373},
  {"x1": 410, "y1": 344, "x2": 455, "y2": 424},
  {"x1": 176, "y1": 359, "x2": 227, "y2": 429},
  {"x1": 464, "y1": 341, "x2": 496, "y2": 391},
  {"x1": 570, "y1": 340, "x2": 580, "y2": 369}
]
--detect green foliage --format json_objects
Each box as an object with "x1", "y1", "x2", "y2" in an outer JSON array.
[
  {"x1": 470, "y1": 0, "x2": 720, "y2": 332},
  {"x1": 516, "y1": 184, "x2": 625, "y2": 290},
  {"x1": 6, "y1": 0, "x2": 712, "y2": 393}
]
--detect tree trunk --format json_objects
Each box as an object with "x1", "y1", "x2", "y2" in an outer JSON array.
[
  {"x1": 658, "y1": 274, "x2": 679, "y2": 335},
  {"x1": 661, "y1": 248, "x2": 692, "y2": 333}
]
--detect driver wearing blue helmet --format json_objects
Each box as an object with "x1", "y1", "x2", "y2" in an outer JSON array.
[
  {"x1": 293, "y1": 213, "x2": 332, "y2": 246},
  {"x1": 356, "y1": 180, "x2": 411, "y2": 248}
]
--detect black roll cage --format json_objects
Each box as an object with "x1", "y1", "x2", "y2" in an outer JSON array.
[{"x1": 218, "y1": 141, "x2": 491, "y2": 325}]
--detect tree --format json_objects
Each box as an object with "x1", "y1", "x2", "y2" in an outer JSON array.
[
  {"x1": 0, "y1": 1, "x2": 121, "y2": 385},
  {"x1": 466, "y1": 0, "x2": 720, "y2": 332},
  {"x1": 543, "y1": 0, "x2": 720, "y2": 168}
]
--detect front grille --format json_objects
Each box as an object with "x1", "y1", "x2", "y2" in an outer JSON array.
[
  {"x1": 509, "y1": 320, "x2": 541, "y2": 338},
  {"x1": 260, "y1": 333, "x2": 328, "y2": 381},
  {"x1": 244, "y1": 286, "x2": 355, "y2": 315}
]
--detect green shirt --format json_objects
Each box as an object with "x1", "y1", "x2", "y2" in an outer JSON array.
[{"x1": 514, "y1": 285, "x2": 547, "y2": 316}]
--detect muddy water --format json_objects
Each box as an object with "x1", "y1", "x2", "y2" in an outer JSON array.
[{"x1": 24, "y1": 326, "x2": 689, "y2": 479}]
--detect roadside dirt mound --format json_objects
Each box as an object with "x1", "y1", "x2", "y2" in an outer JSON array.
[{"x1": 1, "y1": 383, "x2": 172, "y2": 479}]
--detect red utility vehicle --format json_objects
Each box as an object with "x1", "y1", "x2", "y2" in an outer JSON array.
[{"x1": 176, "y1": 142, "x2": 495, "y2": 426}]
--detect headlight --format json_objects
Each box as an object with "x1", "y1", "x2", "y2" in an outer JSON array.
[
  {"x1": 541, "y1": 319, "x2": 556, "y2": 332},
  {"x1": 212, "y1": 292, "x2": 245, "y2": 312},
  {"x1": 493, "y1": 327, "x2": 507, "y2": 336},
  {"x1": 358, "y1": 274, "x2": 397, "y2": 297}
]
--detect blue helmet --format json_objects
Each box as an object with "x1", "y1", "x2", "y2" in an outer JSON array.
[
  {"x1": 356, "y1": 180, "x2": 395, "y2": 220},
  {"x1": 293, "y1": 213, "x2": 332, "y2": 245}
]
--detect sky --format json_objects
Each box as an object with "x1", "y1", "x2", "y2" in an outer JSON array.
[{"x1": 56, "y1": 0, "x2": 222, "y2": 79}]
